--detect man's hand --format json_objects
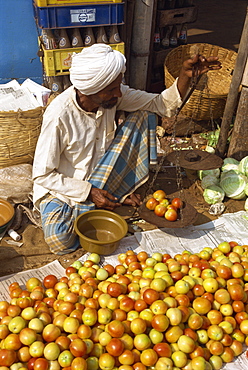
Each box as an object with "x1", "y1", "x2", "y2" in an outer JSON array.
[
  {"x1": 181, "y1": 54, "x2": 222, "y2": 79},
  {"x1": 88, "y1": 188, "x2": 121, "y2": 210},
  {"x1": 177, "y1": 54, "x2": 222, "y2": 99},
  {"x1": 122, "y1": 193, "x2": 142, "y2": 207}
]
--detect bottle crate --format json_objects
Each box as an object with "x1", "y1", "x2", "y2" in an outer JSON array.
[
  {"x1": 33, "y1": 2, "x2": 124, "y2": 28},
  {"x1": 40, "y1": 42, "x2": 125, "y2": 76},
  {"x1": 35, "y1": 0, "x2": 122, "y2": 6},
  {"x1": 157, "y1": 5, "x2": 198, "y2": 27}
]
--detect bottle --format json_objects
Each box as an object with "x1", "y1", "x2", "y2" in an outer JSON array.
[
  {"x1": 70, "y1": 28, "x2": 84, "y2": 48},
  {"x1": 161, "y1": 27, "x2": 170, "y2": 49},
  {"x1": 63, "y1": 75, "x2": 71, "y2": 90},
  {"x1": 49, "y1": 76, "x2": 64, "y2": 93},
  {"x1": 41, "y1": 29, "x2": 57, "y2": 50},
  {"x1": 84, "y1": 27, "x2": 96, "y2": 47},
  {"x1": 58, "y1": 29, "x2": 71, "y2": 49},
  {"x1": 178, "y1": 23, "x2": 187, "y2": 45},
  {"x1": 96, "y1": 26, "x2": 109, "y2": 44},
  {"x1": 53, "y1": 29, "x2": 60, "y2": 45},
  {"x1": 169, "y1": 25, "x2": 178, "y2": 48},
  {"x1": 153, "y1": 27, "x2": 161, "y2": 51},
  {"x1": 108, "y1": 25, "x2": 121, "y2": 44}
]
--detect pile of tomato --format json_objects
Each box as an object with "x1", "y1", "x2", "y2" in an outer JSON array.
[
  {"x1": 145, "y1": 190, "x2": 183, "y2": 221},
  {"x1": 1, "y1": 241, "x2": 248, "y2": 370}
]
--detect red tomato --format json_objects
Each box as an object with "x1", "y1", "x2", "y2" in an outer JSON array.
[
  {"x1": 164, "y1": 208, "x2": 178, "y2": 222},
  {"x1": 43, "y1": 275, "x2": 58, "y2": 289},
  {"x1": 171, "y1": 197, "x2": 183, "y2": 209},
  {"x1": 167, "y1": 204, "x2": 178, "y2": 211}
]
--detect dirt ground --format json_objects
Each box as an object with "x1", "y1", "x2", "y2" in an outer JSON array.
[
  {"x1": 0, "y1": 153, "x2": 245, "y2": 279},
  {"x1": 0, "y1": 0, "x2": 246, "y2": 278}
]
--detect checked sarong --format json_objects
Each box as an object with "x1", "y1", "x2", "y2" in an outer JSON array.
[{"x1": 40, "y1": 111, "x2": 158, "y2": 255}]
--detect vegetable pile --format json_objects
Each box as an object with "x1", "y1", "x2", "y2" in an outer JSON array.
[
  {"x1": 198, "y1": 156, "x2": 248, "y2": 209},
  {"x1": 145, "y1": 190, "x2": 183, "y2": 221},
  {"x1": 1, "y1": 241, "x2": 248, "y2": 370}
]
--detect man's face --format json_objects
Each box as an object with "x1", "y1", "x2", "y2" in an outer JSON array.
[{"x1": 89, "y1": 73, "x2": 123, "y2": 109}]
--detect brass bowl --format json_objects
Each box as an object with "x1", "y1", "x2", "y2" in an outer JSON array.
[
  {"x1": 0, "y1": 199, "x2": 15, "y2": 234},
  {"x1": 74, "y1": 210, "x2": 128, "y2": 256}
]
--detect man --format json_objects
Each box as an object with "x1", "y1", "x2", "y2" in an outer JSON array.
[{"x1": 33, "y1": 43, "x2": 221, "y2": 255}]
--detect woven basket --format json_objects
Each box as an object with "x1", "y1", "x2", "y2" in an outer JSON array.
[
  {"x1": 164, "y1": 43, "x2": 237, "y2": 120},
  {"x1": 0, "y1": 107, "x2": 44, "y2": 169}
]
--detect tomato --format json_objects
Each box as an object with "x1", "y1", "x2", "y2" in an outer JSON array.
[
  {"x1": 146, "y1": 197, "x2": 159, "y2": 211},
  {"x1": 43, "y1": 275, "x2": 58, "y2": 289},
  {"x1": 171, "y1": 197, "x2": 183, "y2": 209},
  {"x1": 167, "y1": 204, "x2": 178, "y2": 211},
  {"x1": 164, "y1": 208, "x2": 178, "y2": 222},
  {"x1": 153, "y1": 190, "x2": 166, "y2": 201}
]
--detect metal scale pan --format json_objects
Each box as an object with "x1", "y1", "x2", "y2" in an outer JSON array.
[
  {"x1": 138, "y1": 198, "x2": 198, "y2": 228},
  {"x1": 166, "y1": 149, "x2": 223, "y2": 170}
]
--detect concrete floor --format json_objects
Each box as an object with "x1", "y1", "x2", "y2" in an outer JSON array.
[{"x1": 187, "y1": 0, "x2": 247, "y2": 52}]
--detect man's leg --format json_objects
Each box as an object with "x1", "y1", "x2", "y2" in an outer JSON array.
[{"x1": 40, "y1": 195, "x2": 95, "y2": 255}]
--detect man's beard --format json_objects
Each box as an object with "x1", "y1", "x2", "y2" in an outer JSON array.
[{"x1": 100, "y1": 98, "x2": 118, "y2": 109}]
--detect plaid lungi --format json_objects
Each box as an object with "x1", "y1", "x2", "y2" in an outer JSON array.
[{"x1": 40, "y1": 111, "x2": 158, "y2": 255}]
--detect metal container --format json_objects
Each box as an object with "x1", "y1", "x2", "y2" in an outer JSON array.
[
  {"x1": 0, "y1": 199, "x2": 15, "y2": 235},
  {"x1": 74, "y1": 209, "x2": 128, "y2": 255}
]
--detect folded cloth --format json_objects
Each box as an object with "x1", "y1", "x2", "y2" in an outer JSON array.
[{"x1": 40, "y1": 111, "x2": 157, "y2": 255}]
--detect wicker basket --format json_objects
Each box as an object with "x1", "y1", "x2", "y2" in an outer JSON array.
[
  {"x1": 164, "y1": 43, "x2": 237, "y2": 121},
  {"x1": 0, "y1": 107, "x2": 44, "y2": 169}
]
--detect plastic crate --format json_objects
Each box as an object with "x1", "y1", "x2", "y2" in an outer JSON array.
[
  {"x1": 34, "y1": 2, "x2": 124, "y2": 28},
  {"x1": 41, "y1": 42, "x2": 125, "y2": 76},
  {"x1": 35, "y1": 0, "x2": 122, "y2": 6}
]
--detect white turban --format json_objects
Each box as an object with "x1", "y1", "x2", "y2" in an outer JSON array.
[{"x1": 69, "y1": 44, "x2": 126, "y2": 95}]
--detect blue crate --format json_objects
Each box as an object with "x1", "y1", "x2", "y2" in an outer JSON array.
[{"x1": 33, "y1": 2, "x2": 124, "y2": 29}]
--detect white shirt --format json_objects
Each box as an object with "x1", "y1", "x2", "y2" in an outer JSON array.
[{"x1": 32, "y1": 81, "x2": 182, "y2": 208}]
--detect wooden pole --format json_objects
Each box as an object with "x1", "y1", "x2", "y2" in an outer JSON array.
[
  {"x1": 215, "y1": 7, "x2": 248, "y2": 158},
  {"x1": 227, "y1": 85, "x2": 248, "y2": 160}
]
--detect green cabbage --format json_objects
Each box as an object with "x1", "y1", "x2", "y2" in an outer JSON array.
[
  {"x1": 239, "y1": 156, "x2": 248, "y2": 176},
  {"x1": 223, "y1": 157, "x2": 239, "y2": 166},
  {"x1": 198, "y1": 168, "x2": 220, "y2": 180},
  {"x1": 203, "y1": 185, "x2": 225, "y2": 204},
  {"x1": 245, "y1": 198, "x2": 248, "y2": 212},
  {"x1": 220, "y1": 170, "x2": 248, "y2": 199},
  {"x1": 245, "y1": 183, "x2": 248, "y2": 196},
  {"x1": 221, "y1": 163, "x2": 240, "y2": 173},
  {"x1": 201, "y1": 175, "x2": 220, "y2": 189}
]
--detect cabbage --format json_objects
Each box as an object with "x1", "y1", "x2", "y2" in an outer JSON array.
[
  {"x1": 201, "y1": 175, "x2": 220, "y2": 189},
  {"x1": 223, "y1": 157, "x2": 239, "y2": 166},
  {"x1": 220, "y1": 170, "x2": 248, "y2": 199},
  {"x1": 239, "y1": 156, "x2": 248, "y2": 176},
  {"x1": 221, "y1": 163, "x2": 240, "y2": 173},
  {"x1": 245, "y1": 198, "x2": 248, "y2": 212},
  {"x1": 198, "y1": 168, "x2": 220, "y2": 180},
  {"x1": 245, "y1": 183, "x2": 248, "y2": 196},
  {"x1": 203, "y1": 185, "x2": 225, "y2": 204}
]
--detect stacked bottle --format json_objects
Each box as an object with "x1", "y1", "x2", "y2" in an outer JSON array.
[
  {"x1": 178, "y1": 23, "x2": 187, "y2": 45},
  {"x1": 153, "y1": 27, "x2": 161, "y2": 51},
  {"x1": 169, "y1": 25, "x2": 178, "y2": 48},
  {"x1": 41, "y1": 26, "x2": 122, "y2": 94}
]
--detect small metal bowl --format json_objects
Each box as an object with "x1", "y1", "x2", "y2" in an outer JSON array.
[
  {"x1": 0, "y1": 199, "x2": 15, "y2": 235},
  {"x1": 74, "y1": 209, "x2": 128, "y2": 256}
]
